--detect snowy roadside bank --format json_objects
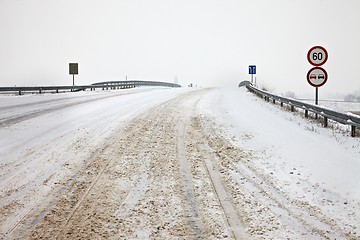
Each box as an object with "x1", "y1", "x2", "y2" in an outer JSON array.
[{"x1": 199, "y1": 88, "x2": 360, "y2": 238}]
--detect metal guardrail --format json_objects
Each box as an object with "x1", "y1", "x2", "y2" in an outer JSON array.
[
  {"x1": 0, "y1": 80, "x2": 181, "y2": 95},
  {"x1": 91, "y1": 80, "x2": 181, "y2": 88},
  {"x1": 246, "y1": 84, "x2": 360, "y2": 137}
]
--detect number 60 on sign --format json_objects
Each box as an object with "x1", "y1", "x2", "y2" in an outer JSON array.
[{"x1": 307, "y1": 46, "x2": 328, "y2": 66}]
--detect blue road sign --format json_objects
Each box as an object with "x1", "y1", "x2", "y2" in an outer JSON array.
[{"x1": 249, "y1": 65, "x2": 256, "y2": 74}]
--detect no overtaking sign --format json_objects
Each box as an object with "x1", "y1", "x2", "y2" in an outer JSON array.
[{"x1": 307, "y1": 67, "x2": 328, "y2": 87}]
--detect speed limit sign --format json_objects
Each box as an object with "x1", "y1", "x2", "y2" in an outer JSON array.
[{"x1": 307, "y1": 46, "x2": 328, "y2": 66}]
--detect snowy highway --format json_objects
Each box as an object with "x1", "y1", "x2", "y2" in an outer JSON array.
[{"x1": 0, "y1": 87, "x2": 359, "y2": 239}]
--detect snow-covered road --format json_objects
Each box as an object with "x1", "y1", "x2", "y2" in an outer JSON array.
[{"x1": 0, "y1": 87, "x2": 359, "y2": 239}]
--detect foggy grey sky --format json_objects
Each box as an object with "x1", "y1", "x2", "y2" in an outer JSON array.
[{"x1": 1, "y1": 0, "x2": 359, "y2": 97}]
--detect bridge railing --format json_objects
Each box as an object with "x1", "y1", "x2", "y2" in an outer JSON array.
[{"x1": 246, "y1": 84, "x2": 360, "y2": 137}]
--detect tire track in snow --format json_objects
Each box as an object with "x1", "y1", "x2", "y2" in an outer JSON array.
[
  {"x1": 33, "y1": 100, "x2": 177, "y2": 239},
  {"x1": 200, "y1": 115, "x2": 354, "y2": 239},
  {"x1": 229, "y1": 162, "x2": 350, "y2": 239},
  {"x1": 0, "y1": 142, "x2": 108, "y2": 238},
  {"x1": 2, "y1": 89, "x2": 177, "y2": 238},
  {"x1": 114, "y1": 154, "x2": 150, "y2": 218},
  {"x1": 10, "y1": 89, "x2": 247, "y2": 239},
  {"x1": 183, "y1": 114, "x2": 248, "y2": 239},
  {"x1": 4, "y1": 104, "x2": 161, "y2": 239},
  {"x1": 178, "y1": 95, "x2": 248, "y2": 239},
  {"x1": 177, "y1": 117, "x2": 205, "y2": 238},
  {"x1": 54, "y1": 106, "x2": 159, "y2": 236},
  {"x1": 202, "y1": 151, "x2": 248, "y2": 239},
  {"x1": 50, "y1": 90, "x2": 234, "y2": 239}
]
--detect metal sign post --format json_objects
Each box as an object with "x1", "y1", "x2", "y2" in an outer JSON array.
[
  {"x1": 69, "y1": 63, "x2": 79, "y2": 91},
  {"x1": 249, "y1": 65, "x2": 256, "y2": 84}
]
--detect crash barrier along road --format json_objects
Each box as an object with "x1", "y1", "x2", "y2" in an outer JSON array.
[
  {"x1": 0, "y1": 80, "x2": 181, "y2": 95},
  {"x1": 245, "y1": 83, "x2": 360, "y2": 137}
]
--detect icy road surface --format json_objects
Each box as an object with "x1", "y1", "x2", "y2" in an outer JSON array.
[{"x1": 0, "y1": 87, "x2": 359, "y2": 239}]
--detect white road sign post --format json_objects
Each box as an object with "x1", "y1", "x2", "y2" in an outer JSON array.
[
  {"x1": 249, "y1": 65, "x2": 256, "y2": 84},
  {"x1": 307, "y1": 46, "x2": 328, "y2": 105}
]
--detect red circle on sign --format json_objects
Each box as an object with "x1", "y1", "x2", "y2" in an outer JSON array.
[
  {"x1": 307, "y1": 67, "x2": 328, "y2": 87},
  {"x1": 307, "y1": 46, "x2": 328, "y2": 66}
]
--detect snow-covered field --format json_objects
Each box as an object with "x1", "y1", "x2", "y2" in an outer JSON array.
[{"x1": 0, "y1": 87, "x2": 359, "y2": 239}]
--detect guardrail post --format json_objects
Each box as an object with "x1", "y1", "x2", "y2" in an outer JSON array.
[
  {"x1": 291, "y1": 106, "x2": 295, "y2": 112},
  {"x1": 305, "y1": 110, "x2": 308, "y2": 118},
  {"x1": 18, "y1": 90, "x2": 22, "y2": 96},
  {"x1": 324, "y1": 117, "x2": 328, "y2": 127},
  {"x1": 351, "y1": 126, "x2": 356, "y2": 137},
  {"x1": 272, "y1": 99, "x2": 276, "y2": 104},
  {"x1": 280, "y1": 102, "x2": 283, "y2": 107}
]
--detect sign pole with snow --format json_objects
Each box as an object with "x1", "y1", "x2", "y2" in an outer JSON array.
[
  {"x1": 69, "y1": 63, "x2": 78, "y2": 91},
  {"x1": 307, "y1": 46, "x2": 328, "y2": 105}
]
